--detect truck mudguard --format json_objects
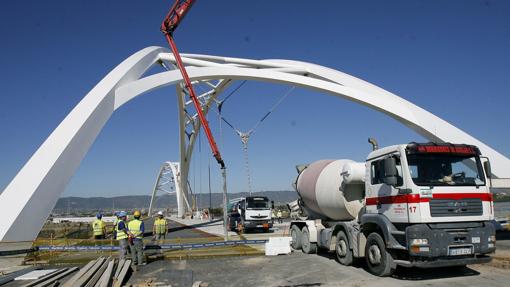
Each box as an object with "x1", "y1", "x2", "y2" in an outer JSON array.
[{"x1": 360, "y1": 214, "x2": 406, "y2": 250}]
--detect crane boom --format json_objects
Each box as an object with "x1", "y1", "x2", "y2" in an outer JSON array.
[{"x1": 161, "y1": 0, "x2": 225, "y2": 169}]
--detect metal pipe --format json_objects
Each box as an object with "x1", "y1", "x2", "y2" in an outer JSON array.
[
  {"x1": 222, "y1": 168, "x2": 229, "y2": 241},
  {"x1": 368, "y1": 137, "x2": 379, "y2": 151}
]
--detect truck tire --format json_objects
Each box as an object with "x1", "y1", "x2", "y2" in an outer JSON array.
[
  {"x1": 301, "y1": 226, "x2": 317, "y2": 254},
  {"x1": 335, "y1": 230, "x2": 353, "y2": 266},
  {"x1": 365, "y1": 232, "x2": 395, "y2": 277},
  {"x1": 290, "y1": 225, "x2": 302, "y2": 250}
]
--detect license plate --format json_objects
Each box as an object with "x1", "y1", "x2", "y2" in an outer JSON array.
[{"x1": 448, "y1": 246, "x2": 472, "y2": 256}]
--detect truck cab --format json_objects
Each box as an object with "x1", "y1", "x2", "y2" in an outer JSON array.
[{"x1": 228, "y1": 196, "x2": 273, "y2": 232}]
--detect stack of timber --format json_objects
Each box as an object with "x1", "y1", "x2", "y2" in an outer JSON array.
[{"x1": 62, "y1": 257, "x2": 131, "y2": 287}]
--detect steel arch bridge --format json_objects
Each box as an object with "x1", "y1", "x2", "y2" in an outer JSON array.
[{"x1": 1, "y1": 46, "x2": 509, "y2": 244}]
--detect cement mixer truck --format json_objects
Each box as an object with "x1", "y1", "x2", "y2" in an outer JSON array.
[{"x1": 288, "y1": 142, "x2": 496, "y2": 276}]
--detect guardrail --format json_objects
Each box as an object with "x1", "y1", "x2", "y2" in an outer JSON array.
[{"x1": 35, "y1": 239, "x2": 268, "y2": 252}]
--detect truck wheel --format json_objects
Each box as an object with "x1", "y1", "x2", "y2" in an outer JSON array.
[
  {"x1": 335, "y1": 230, "x2": 353, "y2": 266},
  {"x1": 365, "y1": 232, "x2": 395, "y2": 277},
  {"x1": 290, "y1": 225, "x2": 302, "y2": 250},
  {"x1": 301, "y1": 226, "x2": 317, "y2": 254}
]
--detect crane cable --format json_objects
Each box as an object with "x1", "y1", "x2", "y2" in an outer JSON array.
[{"x1": 214, "y1": 85, "x2": 296, "y2": 195}]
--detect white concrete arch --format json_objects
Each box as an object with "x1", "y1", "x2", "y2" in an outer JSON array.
[
  {"x1": 1, "y1": 46, "x2": 509, "y2": 244},
  {"x1": 147, "y1": 161, "x2": 189, "y2": 217}
]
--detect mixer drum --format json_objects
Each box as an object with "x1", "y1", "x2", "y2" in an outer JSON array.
[{"x1": 296, "y1": 159, "x2": 365, "y2": 220}]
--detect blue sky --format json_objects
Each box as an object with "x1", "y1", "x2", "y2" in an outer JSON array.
[{"x1": 0, "y1": 1, "x2": 509, "y2": 197}]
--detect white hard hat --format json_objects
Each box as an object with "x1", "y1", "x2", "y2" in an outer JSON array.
[{"x1": 157, "y1": 211, "x2": 164, "y2": 216}]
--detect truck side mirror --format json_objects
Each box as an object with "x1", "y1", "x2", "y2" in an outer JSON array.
[
  {"x1": 383, "y1": 157, "x2": 397, "y2": 186},
  {"x1": 271, "y1": 201, "x2": 275, "y2": 209},
  {"x1": 483, "y1": 160, "x2": 492, "y2": 179}
]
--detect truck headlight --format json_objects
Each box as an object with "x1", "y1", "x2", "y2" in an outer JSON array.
[
  {"x1": 410, "y1": 239, "x2": 429, "y2": 253},
  {"x1": 410, "y1": 239, "x2": 428, "y2": 245}
]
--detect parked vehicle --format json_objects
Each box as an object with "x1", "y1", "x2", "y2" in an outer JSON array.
[{"x1": 228, "y1": 196, "x2": 273, "y2": 232}]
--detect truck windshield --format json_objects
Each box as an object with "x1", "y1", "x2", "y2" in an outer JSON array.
[
  {"x1": 406, "y1": 153, "x2": 486, "y2": 186},
  {"x1": 246, "y1": 197, "x2": 269, "y2": 209}
]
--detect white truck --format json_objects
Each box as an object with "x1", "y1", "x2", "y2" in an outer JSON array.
[
  {"x1": 228, "y1": 196, "x2": 273, "y2": 232},
  {"x1": 289, "y1": 141, "x2": 496, "y2": 276}
]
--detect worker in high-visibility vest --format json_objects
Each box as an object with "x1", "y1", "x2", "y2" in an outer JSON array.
[
  {"x1": 92, "y1": 213, "x2": 106, "y2": 240},
  {"x1": 153, "y1": 211, "x2": 168, "y2": 244},
  {"x1": 115, "y1": 211, "x2": 129, "y2": 260},
  {"x1": 112, "y1": 211, "x2": 119, "y2": 239},
  {"x1": 128, "y1": 210, "x2": 145, "y2": 267}
]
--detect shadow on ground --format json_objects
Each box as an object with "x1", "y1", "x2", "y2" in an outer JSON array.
[
  {"x1": 315, "y1": 250, "x2": 481, "y2": 280},
  {"x1": 496, "y1": 230, "x2": 510, "y2": 240}
]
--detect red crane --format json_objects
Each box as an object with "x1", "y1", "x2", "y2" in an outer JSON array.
[
  {"x1": 161, "y1": 1, "x2": 230, "y2": 240},
  {"x1": 161, "y1": 0, "x2": 225, "y2": 169}
]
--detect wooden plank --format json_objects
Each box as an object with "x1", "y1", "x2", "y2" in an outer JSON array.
[
  {"x1": 20, "y1": 269, "x2": 68, "y2": 287},
  {"x1": 74, "y1": 257, "x2": 106, "y2": 287},
  {"x1": 0, "y1": 267, "x2": 38, "y2": 286},
  {"x1": 113, "y1": 258, "x2": 124, "y2": 279},
  {"x1": 84, "y1": 257, "x2": 109, "y2": 287},
  {"x1": 61, "y1": 259, "x2": 97, "y2": 287},
  {"x1": 31, "y1": 267, "x2": 78, "y2": 287},
  {"x1": 98, "y1": 259, "x2": 115, "y2": 287},
  {"x1": 113, "y1": 260, "x2": 131, "y2": 287}
]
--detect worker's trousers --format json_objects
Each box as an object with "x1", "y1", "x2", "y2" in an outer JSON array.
[
  {"x1": 155, "y1": 233, "x2": 166, "y2": 246},
  {"x1": 118, "y1": 239, "x2": 128, "y2": 260},
  {"x1": 130, "y1": 239, "x2": 144, "y2": 265}
]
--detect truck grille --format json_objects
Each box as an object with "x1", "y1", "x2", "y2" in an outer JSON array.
[{"x1": 429, "y1": 198, "x2": 483, "y2": 217}]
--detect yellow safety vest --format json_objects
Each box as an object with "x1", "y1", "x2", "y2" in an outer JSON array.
[
  {"x1": 115, "y1": 220, "x2": 128, "y2": 240},
  {"x1": 128, "y1": 219, "x2": 143, "y2": 239},
  {"x1": 154, "y1": 218, "x2": 167, "y2": 234},
  {"x1": 92, "y1": 219, "x2": 105, "y2": 236}
]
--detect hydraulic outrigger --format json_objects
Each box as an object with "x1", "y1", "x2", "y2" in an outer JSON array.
[{"x1": 161, "y1": 0, "x2": 230, "y2": 240}]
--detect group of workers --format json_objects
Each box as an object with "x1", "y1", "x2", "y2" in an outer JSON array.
[
  {"x1": 91, "y1": 210, "x2": 168, "y2": 267},
  {"x1": 272, "y1": 209, "x2": 283, "y2": 224}
]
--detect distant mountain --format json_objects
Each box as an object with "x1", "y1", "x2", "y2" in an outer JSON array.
[{"x1": 53, "y1": 190, "x2": 298, "y2": 212}]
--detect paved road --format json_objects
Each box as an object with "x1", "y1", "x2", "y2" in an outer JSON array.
[
  {"x1": 143, "y1": 218, "x2": 220, "y2": 239},
  {"x1": 129, "y1": 251, "x2": 509, "y2": 287}
]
